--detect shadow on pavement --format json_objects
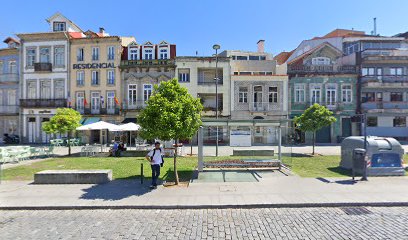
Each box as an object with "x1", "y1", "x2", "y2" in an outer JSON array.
[
  {"x1": 316, "y1": 177, "x2": 357, "y2": 185},
  {"x1": 80, "y1": 180, "x2": 152, "y2": 201},
  {"x1": 327, "y1": 167, "x2": 352, "y2": 177}
]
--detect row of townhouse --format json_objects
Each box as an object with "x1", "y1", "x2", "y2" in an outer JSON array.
[
  {"x1": 0, "y1": 13, "x2": 288, "y2": 145},
  {"x1": 3, "y1": 13, "x2": 408, "y2": 146},
  {"x1": 281, "y1": 29, "x2": 408, "y2": 143}
]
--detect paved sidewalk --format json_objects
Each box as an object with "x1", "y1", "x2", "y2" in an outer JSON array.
[{"x1": 1, "y1": 173, "x2": 408, "y2": 209}]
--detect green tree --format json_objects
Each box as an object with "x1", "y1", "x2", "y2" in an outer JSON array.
[
  {"x1": 138, "y1": 79, "x2": 203, "y2": 184},
  {"x1": 42, "y1": 108, "x2": 82, "y2": 156},
  {"x1": 294, "y1": 104, "x2": 336, "y2": 155}
]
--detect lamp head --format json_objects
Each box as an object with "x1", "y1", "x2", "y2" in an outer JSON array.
[{"x1": 212, "y1": 44, "x2": 221, "y2": 50}]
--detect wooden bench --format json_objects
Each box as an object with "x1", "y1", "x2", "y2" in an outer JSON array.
[{"x1": 34, "y1": 170, "x2": 112, "y2": 184}]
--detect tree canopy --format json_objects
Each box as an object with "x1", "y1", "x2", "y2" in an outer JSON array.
[
  {"x1": 138, "y1": 78, "x2": 203, "y2": 141},
  {"x1": 42, "y1": 108, "x2": 82, "y2": 135}
]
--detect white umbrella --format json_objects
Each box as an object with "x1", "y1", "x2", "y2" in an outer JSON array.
[
  {"x1": 118, "y1": 123, "x2": 141, "y2": 149},
  {"x1": 76, "y1": 121, "x2": 121, "y2": 151},
  {"x1": 77, "y1": 121, "x2": 121, "y2": 131}
]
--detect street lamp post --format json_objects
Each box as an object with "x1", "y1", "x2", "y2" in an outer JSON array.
[{"x1": 213, "y1": 44, "x2": 220, "y2": 157}]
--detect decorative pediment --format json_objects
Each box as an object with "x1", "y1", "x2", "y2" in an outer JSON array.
[
  {"x1": 142, "y1": 41, "x2": 153, "y2": 46},
  {"x1": 128, "y1": 41, "x2": 138, "y2": 47},
  {"x1": 158, "y1": 40, "x2": 169, "y2": 46}
]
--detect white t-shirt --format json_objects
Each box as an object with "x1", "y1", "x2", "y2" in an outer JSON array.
[{"x1": 147, "y1": 148, "x2": 163, "y2": 165}]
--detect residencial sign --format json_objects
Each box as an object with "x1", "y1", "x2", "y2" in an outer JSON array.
[{"x1": 73, "y1": 63, "x2": 115, "y2": 69}]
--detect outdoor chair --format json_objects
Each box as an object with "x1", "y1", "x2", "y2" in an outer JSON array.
[
  {"x1": 44, "y1": 145, "x2": 54, "y2": 158},
  {"x1": 55, "y1": 139, "x2": 64, "y2": 147}
]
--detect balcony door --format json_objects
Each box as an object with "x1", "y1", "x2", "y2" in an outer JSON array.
[
  {"x1": 76, "y1": 92, "x2": 84, "y2": 114},
  {"x1": 41, "y1": 118, "x2": 50, "y2": 143},
  {"x1": 310, "y1": 85, "x2": 321, "y2": 104},
  {"x1": 253, "y1": 86, "x2": 263, "y2": 111},
  {"x1": 107, "y1": 91, "x2": 115, "y2": 114},
  {"x1": 40, "y1": 80, "x2": 51, "y2": 99},
  {"x1": 28, "y1": 117, "x2": 36, "y2": 143},
  {"x1": 91, "y1": 92, "x2": 100, "y2": 114},
  {"x1": 326, "y1": 85, "x2": 337, "y2": 109}
]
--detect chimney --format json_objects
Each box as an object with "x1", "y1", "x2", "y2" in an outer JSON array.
[
  {"x1": 99, "y1": 27, "x2": 105, "y2": 35},
  {"x1": 257, "y1": 40, "x2": 265, "y2": 53}
]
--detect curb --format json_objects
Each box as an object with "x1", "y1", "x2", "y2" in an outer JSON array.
[{"x1": 1, "y1": 202, "x2": 408, "y2": 210}]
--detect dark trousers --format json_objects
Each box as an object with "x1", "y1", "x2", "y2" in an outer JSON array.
[{"x1": 151, "y1": 164, "x2": 161, "y2": 186}]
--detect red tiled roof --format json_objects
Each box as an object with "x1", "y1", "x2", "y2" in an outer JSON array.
[
  {"x1": 273, "y1": 50, "x2": 294, "y2": 64},
  {"x1": 323, "y1": 29, "x2": 365, "y2": 38},
  {"x1": 3, "y1": 37, "x2": 20, "y2": 44},
  {"x1": 288, "y1": 42, "x2": 342, "y2": 65},
  {"x1": 69, "y1": 32, "x2": 84, "y2": 39}
]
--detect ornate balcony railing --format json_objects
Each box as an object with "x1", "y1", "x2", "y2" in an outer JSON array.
[
  {"x1": 0, "y1": 105, "x2": 19, "y2": 114},
  {"x1": 120, "y1": 59, "x2": 176, "y2": 68},
  {"x1": 288, "y1": 65, "x2": 357, "y2": 74},
  {"x1": 34, "y1": 63, "x2": 52, "y2": 72},
  {"x1": 0, "y1": 73, "x2": 19, "y2": 83},
  {"x1": 20, "y1": 99, "x2": 67, "y2": 108}
]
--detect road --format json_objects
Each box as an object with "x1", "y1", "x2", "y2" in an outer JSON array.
[{"x1": 1, "y1": 207, "x2": 407, "y2": 240}]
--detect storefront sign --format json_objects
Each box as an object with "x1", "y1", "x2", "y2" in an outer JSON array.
[{"x1": 73, "y1": 63, "x2": 115, "y2": 69}]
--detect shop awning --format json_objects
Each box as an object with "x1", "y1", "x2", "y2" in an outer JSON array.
[
  {"x1": 82, "y1": 117, "x2": 101, "y2": 126},
  {"x1": 122, "y1": 118, "x2": 137, "y2": 124}
]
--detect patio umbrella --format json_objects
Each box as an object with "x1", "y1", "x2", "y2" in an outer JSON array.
[
  {"x1": 76, "y1": 121, "x2": 121, "y2": 150},
  {"x1": 118, "y1": 123, "x2": 141, "y2": 148}
]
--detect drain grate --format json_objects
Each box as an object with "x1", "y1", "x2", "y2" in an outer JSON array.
[{"x1": 341, "y1": 207, "x2": 373, "y2": 215}]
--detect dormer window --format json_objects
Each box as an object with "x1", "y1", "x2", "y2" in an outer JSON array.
[
  {"x1": 8, "y1": 42, "x2": 16, "y2": 48},
  {"x1": 128, "y1": 47, "x2": 138, "y2": 60},
  {"x1": 144, "y1": 49, "x2": 153, "y2": 60},
  {"x1": 159, "y1": 48, "x2": 168, "y2": 59},
  {"x1": 312, "y1": 57, "x2": 331, "y2": 65},
  {"x1": 53, "y1": 22, "x2": 66, "y2": 32}
]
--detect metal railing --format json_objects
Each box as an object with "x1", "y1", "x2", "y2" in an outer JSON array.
[
  {"x1": 34, "y1": 63, "x2": 52, "y2": 72},
  {"x1": 291, "y1": 101, "x2": 351, "y2": 111},
  {"x1": 0, "y1": 105, "x2": 19, "y2": 114},
  {"x1": 20, "y1": 99, "x2": 67, "y2": 108},
  {"x1": 120, "y1": 59, "x2": 175, "y2": 68},
  {"x1": 288, "y1": 65, "x2": 357, "y2": 74},
  {"x1": 361, "y1": 101, "x2": 408, "y2": 110},
  {"x1": 0, "y1": 73, "x2": 19, "y2": 82}
]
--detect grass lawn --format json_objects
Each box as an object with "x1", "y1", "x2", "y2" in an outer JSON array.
[{"x1": 2, "y1": 154, "x2": 407, "y2": 181}]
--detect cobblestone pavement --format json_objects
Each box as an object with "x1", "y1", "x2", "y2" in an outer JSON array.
[{"x1": 1, "y1": 207, "x2": 407, "y2": 240}]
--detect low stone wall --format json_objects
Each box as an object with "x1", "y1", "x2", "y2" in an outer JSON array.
[
  {"x1": 120, "y1": 150, "x2": 149, "y2": 157},
  {"x1": 232, "y1": 150, "x2": 275, "y2": 156},
  {"x1": 34, "y1": 170, "x2": 112, "y2": 184}
]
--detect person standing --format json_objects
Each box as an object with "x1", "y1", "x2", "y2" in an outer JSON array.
[{"x1": 146, "y1": 141, "x2": 163, "y2": 189}]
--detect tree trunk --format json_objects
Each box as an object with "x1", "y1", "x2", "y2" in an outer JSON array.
[
  {"x1": 174, "y1": 139, "x2": 179, "y2": 185},
  {"x1": 68, "y1": 131, "x2": 72, "y2": 156},
  {"x1": 312, "y1": 131, "x2": 315, "y2": 155}
]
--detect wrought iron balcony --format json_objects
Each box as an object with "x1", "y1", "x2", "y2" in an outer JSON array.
[
  {"x1": 0, "y1": 105, "x2": 19, "y2": 114},
  {"x1": 288, "y1": 65, "x2": 357, "y2": 74},
  {"x1": 20, "y1": 99, "x2": 67, "y2": 108},
  {"x1": 0, "y1": 73, "x2": 19, "y2": 83},
  {"x1": 291, "y1": 101, "x2": 351, "y2": 111},
  {"x1": 361, "y1": 101, "x2": 408, "y2": 110},
  {"x1": 34, "y1": 63, "x2": 52, "y2": 72},
  {"x1": 120, "y1": 59, "x2": 176, "y2": 68}
]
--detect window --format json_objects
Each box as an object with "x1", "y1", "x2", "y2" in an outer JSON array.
[
  {"x1": 326, "y1": 85, "x2": 336, "y2": 106},
  {"x1": 391, "y1": 92, "x2": 403, "y2": 102},
  {"x1": 40, "y1": 47, "x2": 50, "y2": 63},
  {"x1": 8, "y1": 61, "x2": 17, "y2": 74},
  {"x1": 26, "y1": 48, "x2": 36, "y2": 67},
  {"x1": 294, "y1": 84, "x2": 305, "y2": 103},
  {"x1": 238, "y1": 87, "x2": 248, "y2": 103},
  {"x1": 129, "y1": 47, "x2": 138, "y2": 60},
  {"x1": 54, "y1": 47, "x2": 65, "y2": 67},
  {"x1": 178, "y1": 69, "x2": 190, "y2": 82},
  {"x1": 268, "y1": 87, "x2": 278, "y2": 103},
  {"x1": 367, "y1": 117, "x2": 378, "y2": 127},
  {"x1": 249, "y1": 56, "x2": 260, "y2": 60},
  {"x1": 312, "y1": 57, "x2": 331, "y2": 65},
  {"x1": 107, "y1": 91, "x2": 115, "y2": 111},
  {"x1": 53, "y1": 22, "x2": 66, "y2": 32},
  {"x1": 54, "y1": 80, "x2": 65, "y2": 99},
  {"x1": 27, "y1": 81, "x2": 37, "y2": 99},
  {"x1": 390, "y1": 67, "x2": 403, "y2": 76},
  {"x1": 91, "y1": 92, "x2": 100, "y2": 111},
  {"x1": 76, "y1": 71, "x2": 84, "y2": 86},
  {"x1": 107, "y1": 70, "x2": 115, "y2": 85},
  {"x1": 341, "y1": 85, "x2": 352, "y2": 103},
  {"x1": 144, "y1": 49, "x2": 153, "y2": 60},
  {"x1": 393, "y1": 117, "x2": 406, "y2": 127},
  {"x1": 92, "y1": 47, "x2": 99, "y2": 61},
  {"x1": 159, "y1": 48, "x2": 168, "y2": 59},
  {"x1": 236, "y1": 56, "x2": 247, "y2": 60},
  {"x1": 362, "y1": 92, "x2": 375, "y2": 103},
  {"x1": 7, "y1": 89, "x2": 16, "y2": 106},
  {"x1": 76, "y1": 92, "x2": 85, "y2": 111},
  {"x1": 128, "y1": 84, "x2": 137, "y2": 106},
  {"x1": 40, "y1": 80, "x2": 51, "y2": 99},
  {"x1": 107, "y1": 46, "x2": 115, "y2": 60},
  {"x1": 362, "y1": 67, "x2": 375, "y2": 76},
  {"x1": 143, "y1": 84, "x2": 153, "y2": 102},
  {"x1": 376, "y1": 92, "x2": 383, "y2": 102},
  {"x1": 0, "y1": 61, "x2": 3, "y2": 74},
  {"x1": 91, "y1": 71, "x2": 99, "y2": 85},
  {"x1": 77, "y1": 48, "x2": 84, "y2": 61},
  {"x1": 310, "y1": 85, "x2": 321, "y2": 104}
]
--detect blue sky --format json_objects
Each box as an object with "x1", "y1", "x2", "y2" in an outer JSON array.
[{"x1": 1, "y1": 0, "x2": 408, "y2": 56}]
